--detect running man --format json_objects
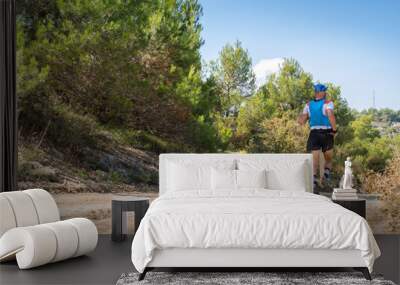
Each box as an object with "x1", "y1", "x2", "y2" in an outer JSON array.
[{"x1": 298, "y1": 83, "x2": 337, "y2": 190}]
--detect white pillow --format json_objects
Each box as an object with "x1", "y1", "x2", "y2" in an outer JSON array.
[
  {"x1": 270, "y1": 160, "x2": 308, "y2": 191},
  {"x1": 166, "y1": 159, "x2": 236, "y2": 192},
  {"x1": 238, "y1": 159, "x2": 308, "y2": 191},
  {"x1": 211, "y1": 168, "x2": 236, "y2": 191},
  {"x1": 168, "y1": 162, "x2": 211, "y2": 191},
  {"x1": 236, "y1": 169, "x2": 267, "y2": 189}
]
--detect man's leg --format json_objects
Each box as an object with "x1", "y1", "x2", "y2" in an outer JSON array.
[
  {"x1": 322, "y1": 148, "x2": 333, "y2": 182},
  {"x1": 312, "y1": 150, "x2": 320, "y2": 176},
  {"x1": 323, "y1": 149, "x2": 333, "y2": 170},
  {"x1": 322, "y1": 131, "x2": 334, "y2": 182},
  {"x1": 307, "y1": 131, "x2": 321, "y2": 192},
  {"x1": 312, "y1": 150, "x2": 320, "y2": 191}
]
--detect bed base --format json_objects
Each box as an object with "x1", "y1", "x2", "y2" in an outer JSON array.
[
  {"x1": 354, "y1": 267, "x2": 372, "y2": 280},
  {"x1": 138, "y1": 267, "x2": 371, "y2": 281},
  {"x1": 138, "y1": 248, "x2": 372, "y2": 281}
]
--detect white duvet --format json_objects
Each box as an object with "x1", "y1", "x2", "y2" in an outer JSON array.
[{"x1": 131, "y1": 190, "x2": 380, "y2": 273}]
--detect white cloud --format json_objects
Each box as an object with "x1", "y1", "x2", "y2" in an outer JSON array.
[{"x1": 253, "y1": 57, "x2": 284, "y2": 87}]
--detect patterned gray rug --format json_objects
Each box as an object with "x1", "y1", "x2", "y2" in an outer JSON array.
[{"x1": 116, "y1": 272, "x2": 396, "y2": 285}]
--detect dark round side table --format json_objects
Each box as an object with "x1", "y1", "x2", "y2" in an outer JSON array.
[{"x1": 111, "y1": 196, "x2": 150, "y2": 242}]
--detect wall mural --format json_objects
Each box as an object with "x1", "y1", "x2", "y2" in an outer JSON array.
[{"x1": 16, "y1": 0, "x2": 400, "y2": 234}]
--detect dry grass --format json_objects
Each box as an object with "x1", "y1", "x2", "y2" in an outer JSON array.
[{"x1": 362, "y1": 151, "x2": 400, "y2": 232}]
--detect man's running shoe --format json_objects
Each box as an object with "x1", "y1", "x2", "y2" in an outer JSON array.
[
  {"x1": 313, "y1": 175, "x2": 319, "y2": 194},
  {"x1": 324, "y1": 168, "x2": 331, "y2": 182}
]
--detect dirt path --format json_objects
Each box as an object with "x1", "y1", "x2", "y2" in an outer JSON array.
[{"x1": 53, "y1": 192, "x2": 158, "y2": 234}]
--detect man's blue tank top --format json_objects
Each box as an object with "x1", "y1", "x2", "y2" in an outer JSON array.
[{"x1": 309, "y1": 99, "x2": 331, "y2": 128}]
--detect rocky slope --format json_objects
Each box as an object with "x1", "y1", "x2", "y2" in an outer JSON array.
[{"x1": 18, "y1": 139, "x2": 159, "y2": 194}]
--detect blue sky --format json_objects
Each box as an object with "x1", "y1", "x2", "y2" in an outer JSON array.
[{"x1": 199, "y1": 0, "x2": 400, "y2": 110}]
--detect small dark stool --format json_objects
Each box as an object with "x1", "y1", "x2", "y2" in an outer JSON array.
[
  {"x1": 112, "y1": 196, "x2": 149, "y2": 242},
  {"x1": 332, "y1": 199, "x2": 366, "y2": 218}
]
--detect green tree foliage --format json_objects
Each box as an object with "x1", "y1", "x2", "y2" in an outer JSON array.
[
  {"x1": 235, "y1": 89, "x2": 273, "y2": 146},
  {"x1": 235, "y1": 59, "x2": 312, "y2": 148},
  {"x1": 336, "y1": 114, "x2": 397, "y2": 177},
  {"x1": 322, "y1": 84, "x2": 354, "y2": 145},
  {"x1": 17, "y1": 0, "x2": 219, "y2": 151},
  {"x1": 351, "y1": 115, "x2": 380, "y2": 141},
  {"x1": 263, "y1": 58, "x2": 314, "y2": 114},
  {"x1": 202, "y1": 40, "x2": 256, "y2": 149},
  {"x1": 209, "y1": 40, "x2": 255, "y2": 116}
]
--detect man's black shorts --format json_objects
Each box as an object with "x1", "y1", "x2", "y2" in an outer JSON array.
[{"x1": 306, "y1": 129, "x2": 334, "y2": 152}]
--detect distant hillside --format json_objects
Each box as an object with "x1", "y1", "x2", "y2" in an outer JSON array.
[{"x1": 361, "y1": 108, "x2": 400, "y2": 136}]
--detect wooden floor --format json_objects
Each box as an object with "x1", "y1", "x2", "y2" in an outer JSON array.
[{"x1": 0, "y1": 235, "x2": 399, "y2": 285}]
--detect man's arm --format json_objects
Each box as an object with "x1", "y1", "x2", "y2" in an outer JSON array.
[
  {"x1": 326, "y1": 109, "x2": 337, "y2": 131},
  {"x1": 298, "y1": 103, "x2": 309, "y2": 125},
  {"x1": 297, "y1": 113, "x2": 308, "y2": 125}
]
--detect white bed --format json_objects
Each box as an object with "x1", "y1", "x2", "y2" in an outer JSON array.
[{"x1": 131, "y1": 154, "x2": 380, "y2": 280}]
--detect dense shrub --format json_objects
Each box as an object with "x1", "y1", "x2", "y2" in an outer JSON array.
[
  {"x1": 46, "y1": 105, "x2": 100, "y2": 151},
  {"x1": 247, "y1": 114, "x2": 308, "y2": 153}
]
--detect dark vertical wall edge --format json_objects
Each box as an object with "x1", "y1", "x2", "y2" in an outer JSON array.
[{"x1": 0, "y1": 0, "x2": 17, "y2": 192}]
